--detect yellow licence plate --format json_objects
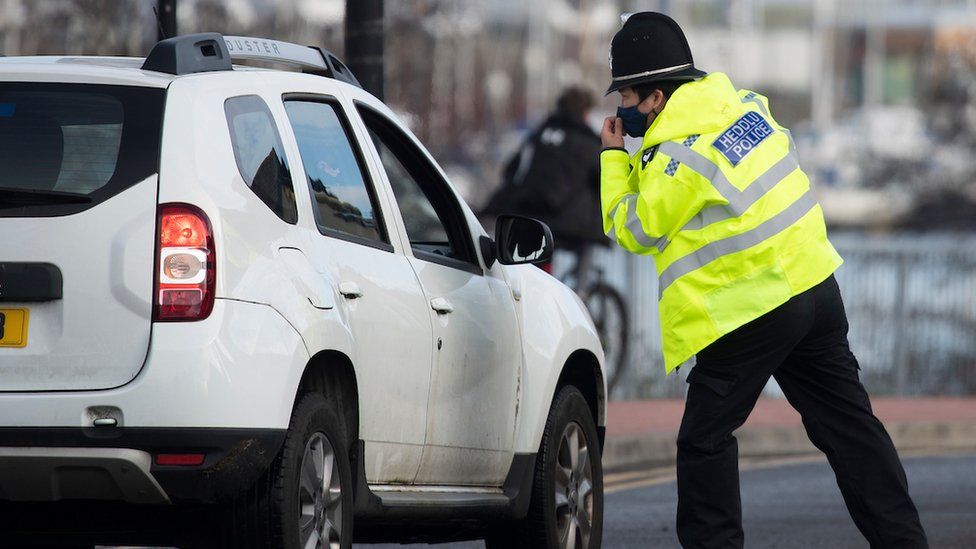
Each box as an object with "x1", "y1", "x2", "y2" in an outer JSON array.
[{"x1": 0, "y1": 308, "x2": 29, "y2": 348}]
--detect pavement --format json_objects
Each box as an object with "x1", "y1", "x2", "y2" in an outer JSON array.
[{"x1": 603, "y1": 397, "x2": 976, "y2": 472}]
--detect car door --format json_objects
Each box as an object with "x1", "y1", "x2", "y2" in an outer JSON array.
[
  {"x1": 355, "y1": 104, "x2": 522, "y2": 486},
  {"x1": 279, "y1": 94, "x2": 434, "y2": 485}
]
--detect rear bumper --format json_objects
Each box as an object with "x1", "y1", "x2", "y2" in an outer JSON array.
[{"x1": 0, "y1": 427, "x2": 285, "y2": 504}]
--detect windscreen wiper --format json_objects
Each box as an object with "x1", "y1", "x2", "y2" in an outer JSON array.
[{"x1": 0, "y1": 188, "x2": 93, "y2": 207}]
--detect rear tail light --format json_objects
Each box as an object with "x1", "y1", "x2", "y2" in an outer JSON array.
[{"x1": 154, "y1": 204, "x2": 215, "y2": 321}]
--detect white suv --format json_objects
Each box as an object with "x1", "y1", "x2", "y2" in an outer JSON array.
[{"x1": 0, "y1": 34, "x2": 606, "y2": 548}]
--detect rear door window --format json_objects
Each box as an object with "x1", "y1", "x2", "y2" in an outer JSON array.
[
  {"x1": 0, "y1": 83, "x2": 164, "y2": 217},
  {"x1": 283, "y1": 96, "x2": 389, "y2": 249},
  {"x1": 224, "y1": 95, "x2": 298, "y2": 224}
]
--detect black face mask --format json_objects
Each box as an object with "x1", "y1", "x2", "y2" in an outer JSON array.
[{"x1": 615, "y1": 104, "x2": 658, "y2": 138}]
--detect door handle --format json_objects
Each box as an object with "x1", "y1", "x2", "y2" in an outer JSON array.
[
  {"x1": 338, "y1": 281, "x2": 365, "y2": 299},
  {"x1": 430, "y1": 297, "x2": 454, "y2": 315}
]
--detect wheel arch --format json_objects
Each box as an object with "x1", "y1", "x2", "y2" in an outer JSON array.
[
  {"x1": 514, "y1": 338, "x2": 607, "y2": 456},
  {"x1": 555, "y1": 348, "x2": 606, "y2": 433},
  {"x1": 554, "y1": 348, "x2": 607, "y2": 454},
  {"x1": 509, "y1": 264, "x2": 607, "y2": 455},
  {"x1": 295, "y1": 349, "x2": 366, "y2": 505},
  {"x1": 296, "y1": 350, "x2": 361, "y2": 449}
]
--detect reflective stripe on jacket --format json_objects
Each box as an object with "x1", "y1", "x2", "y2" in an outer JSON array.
[{"x1": 601, "y1": 72, "x2": 843, "y2": 372}]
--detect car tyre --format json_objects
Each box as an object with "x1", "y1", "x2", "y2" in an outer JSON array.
[
  {"x1": 221, "y1": 392, "x2": 354, "y2": 549},
  {"x1": 486, "y1": 386, "x2": 603, "y2": 549}
]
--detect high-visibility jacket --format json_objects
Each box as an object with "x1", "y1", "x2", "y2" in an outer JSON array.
[{"x1": 601, "y1": 72, "x2": 843, "y2": 372}]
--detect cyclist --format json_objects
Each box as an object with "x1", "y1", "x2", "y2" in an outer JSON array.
[{"x1": 482, "y1": 86, "x2": 606, "y2": 286}]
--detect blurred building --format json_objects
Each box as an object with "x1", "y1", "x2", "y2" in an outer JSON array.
[{"x1": 385, "y1": 0, "x2": 976, "y2": 226}]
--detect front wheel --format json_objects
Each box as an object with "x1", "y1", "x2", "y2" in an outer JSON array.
[{"x1": 486, "y1": 386, "x2": 604, "y2": 549}]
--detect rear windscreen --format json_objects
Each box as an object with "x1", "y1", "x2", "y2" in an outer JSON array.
[{"x1": 0, "y1": 83, "x2": 164, "y2": 216}]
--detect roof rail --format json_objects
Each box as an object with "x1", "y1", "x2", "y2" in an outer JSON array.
[
  {"x1": 223, "y1": 36, "x2": 361, "y2": 88},
  {"x1": 141, "y1": 33, "x2": 362, "y2": 89}
]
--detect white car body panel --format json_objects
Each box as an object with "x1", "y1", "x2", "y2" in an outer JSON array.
[
  {"x1": 0, "y1": 299, "x2": 308, "y2": 428},
  {"x1": 407, "y1": 257, "x2": 521, "y2": 486},
  {"x1": 508, "y1": 265, "x2": 607, "y2": 454},
  {"x1": 271, "y1": 78, "x2": 438, "y2": 483},
  {"x1": 0, "y1": 57, "x2": 173, "y2": 88},
  {"x1": 157, "y1": 75, "x2": 356, "y2": 370},
  {"x1": 0, "y1": 176, "x2": 157, "y2": 390},
  {"x1": 334, "y1": 85, "x2": 525, "y2": 485},
  {"x1": 301, "y1": 235, "x2": 435, "y2": 484}
]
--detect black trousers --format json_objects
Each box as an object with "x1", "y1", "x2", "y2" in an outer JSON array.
[{"x1": 675, "y1": 275, "x2": 928, "y2": 549}]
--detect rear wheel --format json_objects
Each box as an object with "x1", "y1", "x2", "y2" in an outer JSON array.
[
  {"x1": 220, "y1": 392, "x2": 353, "y2": 549},
  {"x1": 297, "y1": 431, "x2": 346, "y2": 547},
  {"x1": 485, "y1": 386, "x2": 603, "y2": 549}
]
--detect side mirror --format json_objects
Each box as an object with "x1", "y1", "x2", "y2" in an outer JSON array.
[{"x1": 494, "y1": 214, "x2": 554, "y2": 266}]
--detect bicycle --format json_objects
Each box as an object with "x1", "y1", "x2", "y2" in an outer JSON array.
[{"x1": 543, "y1": 245, "x2": 630, "y2": 397}]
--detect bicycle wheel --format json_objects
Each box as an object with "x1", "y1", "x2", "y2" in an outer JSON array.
[{"x1": 580, "y1": 282, "x2": 629, "y2": 396}]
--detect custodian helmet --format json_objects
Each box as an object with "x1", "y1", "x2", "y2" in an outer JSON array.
[{"x1": 605, "y1": 12, "x2": 706, "y2": 95}]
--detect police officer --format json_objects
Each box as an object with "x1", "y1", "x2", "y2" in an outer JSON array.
[{"x1": 599, "y1": 12, "x2": 928, "y2": 549}]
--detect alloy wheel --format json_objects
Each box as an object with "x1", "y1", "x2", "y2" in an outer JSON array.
[
  {"x1": 554, "y1": 422, "x2": 594, "y2": 549},
  {"x1": 298, "y1": 431, "x2": 343, "y2": 549}
]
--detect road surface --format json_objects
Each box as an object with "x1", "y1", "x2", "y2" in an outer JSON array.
[{"x1": 360, "y1": 453, "x2": 976, "y2": 548}]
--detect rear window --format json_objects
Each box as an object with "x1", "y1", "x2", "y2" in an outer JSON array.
[{"x1": 0, "y1": 83, "x2": 164, "y2": 217}]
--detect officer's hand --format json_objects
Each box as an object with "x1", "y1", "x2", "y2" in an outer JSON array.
[{"x1": 601, "y1": 116, "x2": 625, "y2": 149}]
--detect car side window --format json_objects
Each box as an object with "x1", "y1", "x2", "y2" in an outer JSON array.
[
  {"x1": 357, "y1": 106, "x2": 478, "y2": 270},
  {"x1": 283, "y1": 98, "x2": 387, "y2": 246},
  {"x1": 224, "y1": 95, "x2": 298, "y2": 224}
]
